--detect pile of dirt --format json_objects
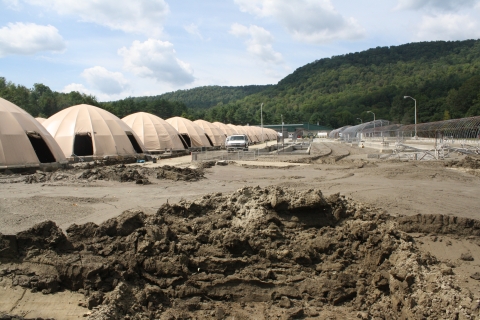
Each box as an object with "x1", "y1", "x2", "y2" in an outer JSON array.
[
  {"x1": 7, "y1": 164, "x2": 205, "y2": 184},
  {"x1": 445, "y1": 156, "x2": 480, "y2": 170},
  {"x1": 156, "y1": 165, "x2": 204, "y2": 181},
  {"x1": 397, "y1": 213, "x2": 480, "y2": 237},
  {"x1": 0, "y1": 187, "x2": 479, "y2": 319}
]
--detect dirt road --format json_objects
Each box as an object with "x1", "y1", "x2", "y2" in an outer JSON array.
[{"x1": 1, "y1": 142, "x2": 479, "y2": 234}]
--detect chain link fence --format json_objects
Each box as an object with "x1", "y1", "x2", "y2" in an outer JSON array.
[{"x1": 191, "y1": 150, "x2": 260, "y2": 162}]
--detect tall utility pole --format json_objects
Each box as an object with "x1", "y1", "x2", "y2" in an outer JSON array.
[
  {"x1": 367, "y1": 111, "x2": 375, "y2": 138},
  {"x1": 281, "y1": 114, "x2": 283, "y2": 132},
  {"x1": 281, "y1": 114, "x2": 284, "y2": 148},
  {"x1": 260, "y1": 103, "x2": 264, "y2": 143},
  {"x1": 404, "y1": 96, "x2": 417, "y2": 139}
]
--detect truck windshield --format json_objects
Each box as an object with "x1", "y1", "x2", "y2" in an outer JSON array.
[{"x1": 230, "y1": 136, "x2": 245, "y2": 141}]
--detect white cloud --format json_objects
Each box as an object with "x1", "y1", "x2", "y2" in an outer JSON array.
[
  {"x1": 81, "y1": 66, "x2": 129, "y2": 95},
  {"x1": 3, "y1": 0, "x2": 21, "y2": 10},
  {"x1": 184, "y1": 23, "x2": 203, "y2": 39},
  {"x1": 62, "y1": 83, "x2": 91, "y2": 95},
  {"x1": 230, "y1": 23, "x2": 283, "y2": 64},
  {"x1": 23, "y1": 0, "x2": 169, "y2": 36},
  {"x1": 118, "y1": 39, "x2": 195, "y2": 86},
  {"x1": 396, "y1": 0, "x2": 479, "y2": 12},
  {"x1": 0, "y1": 22, "x2": 65, "y2": 57},
  {"x1": 415, "y1": 14, "x2": 480, "y2": 41},
  {"x1": 234, "y1": 0, "x2": 365, "y2": 44}
]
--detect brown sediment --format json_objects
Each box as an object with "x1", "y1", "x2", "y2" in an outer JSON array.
[{"x1": 1, "y1": 186, "x2": 479, "y2": 319}]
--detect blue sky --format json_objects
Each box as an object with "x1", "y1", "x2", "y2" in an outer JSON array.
[{"x1": 1, "y1": 0, "x2": 480, "y2": 101}]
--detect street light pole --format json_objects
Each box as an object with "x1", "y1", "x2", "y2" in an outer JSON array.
[
  {"x1": 260, "y1": 103, "x2": 264, "y2": 144},
  {"x1": 404, "y1": 96, "x2": 417, "y2": 139},
  {"x1": 367, "y1": 111, "x2": 375, "y2": 138},
  {"x1": 281, "y1": 114, "x2": 284, "y2": 135},
  {"x1": 357, "y1": 118, "x2": 363, "y2": 124}
]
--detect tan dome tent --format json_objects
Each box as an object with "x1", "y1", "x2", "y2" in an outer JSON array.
[
  {"x1": 193, "y1": 120, "x2": 225, "y2": 147},
  {"x1": 166, "y1": 117, "x2": 212, "y2": 148},
  {"x1": 242, "y1": 126, "x2": 259, "y2": 143},
  {"x1": 262, "y1": 128, "x2": 273, "y2": 141},
  {"x1": 43, "y1": 104, "x2": 147, "y2": 160},
  {"x1": 270, "y1": 129, "x2": 278, "y2": 140},
  {"x1": 227, "y1": 125, "x2": 256, "y2": 143},
  {"x1": 227, "y1": 124, "x2": 244, "y2": 135},
  {"x1": 253, "y1": 126, "x2": 267, "y2": 142},
  {"x1": 213, "y1": 122, "x2": 237, "y2": 137},
  {"x1": 35, "y1": 117, "x2": 47, "y2": 124},
  {"x1": 264, "y1": 128, "x2": 275, "y2": 140},
  {"x1": 122, "y1": 112, "x2": 187, "y2": 152},
  {"x1": 0, "y1": 98, "x2": 67, "y2": 170}
]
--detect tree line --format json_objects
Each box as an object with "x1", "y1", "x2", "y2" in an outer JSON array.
[{"x1": 0, "y1": 77, "x2": 189, "y2": 120}]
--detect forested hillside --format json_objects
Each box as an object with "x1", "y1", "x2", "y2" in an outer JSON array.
[
  {"x1": 2, "y1": 39, "x2": 480, "y2": 128},
  {"x1": 136, "y1": 85, "x2": 271, "y2": 109},
  {"x1": 196, "y1": 40, "x2": 480, "y2": 128}
]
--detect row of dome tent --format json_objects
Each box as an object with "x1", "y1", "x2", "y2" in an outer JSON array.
[{"x1": 0, "y1": 98, "x2": 279, "y2": 170}]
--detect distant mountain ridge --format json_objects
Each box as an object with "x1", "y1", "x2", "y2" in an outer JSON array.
[{"x1": 134, "y1": 85, "x2": 272, "y2": 109}]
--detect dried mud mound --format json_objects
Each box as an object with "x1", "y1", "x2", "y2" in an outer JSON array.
[
  {"x1": 446, "y1": 156, "x2": 480, "y2": 170},
  {"x1": 397, "y1": 213, "x2": 480, "y2": 236},
  {"x1": 1, "y1": 164, "x2": 204, "y2": 184},
  {"x1": 1, "y1": 187, "x2": 479, "y2": 320}
]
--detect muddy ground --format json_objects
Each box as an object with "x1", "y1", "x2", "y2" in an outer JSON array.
[{"x1": 1, "y1": 141, "x2": 480, "y2": 319}]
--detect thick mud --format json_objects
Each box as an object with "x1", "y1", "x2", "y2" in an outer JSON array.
[
  {"x1": 1, "y1": 186, "x2": 479, "y2": 319},
  {"x1": 446, "y1": 156, "x2": 480, "y2": 170},
  {"x1": 1, "y1": 164, "x2": 204, "y2": 185}
]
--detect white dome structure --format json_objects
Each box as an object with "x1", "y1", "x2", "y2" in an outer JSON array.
[
  {"x1": 193, "y1": 120, "x2": 225, "y2": 147},
  {"x1": 213, "y1": 122, "x2": 237, "y2": 137},
  {"x1": 122, "y1": 112, "x2": 187, "y2": 152},
  {"x1": 166, "y1": 117, "x2": 212, "y2": 148},
  {"x1": 0, "y1": 98, "x2": 67, "y2": 169},
  {"x1": 43, "y1": 104, "x2": 147, "y2": 160},
  {"x1": 35, "y1": 117, "x2": 47, "y2": 124}
]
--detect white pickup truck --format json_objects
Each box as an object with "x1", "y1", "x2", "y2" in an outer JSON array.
[{"x1": 225, "y1": 134, "x2": 249, "y2": 151}]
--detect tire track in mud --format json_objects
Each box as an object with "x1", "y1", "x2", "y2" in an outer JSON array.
[
  {"x1": 288, "y1": 142, "x2": 334, "y2": 164},
  {"x1": 304, "y1": 142, "x2": 350, "y2": 165}
]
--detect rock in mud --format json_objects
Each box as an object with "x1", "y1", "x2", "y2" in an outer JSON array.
[
  {"x1": 460, "y1": 252, "x2": 474, "y2": 261},
  {"x1": 471, "y1": 272, "x2": 480, "y2": 281}
]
